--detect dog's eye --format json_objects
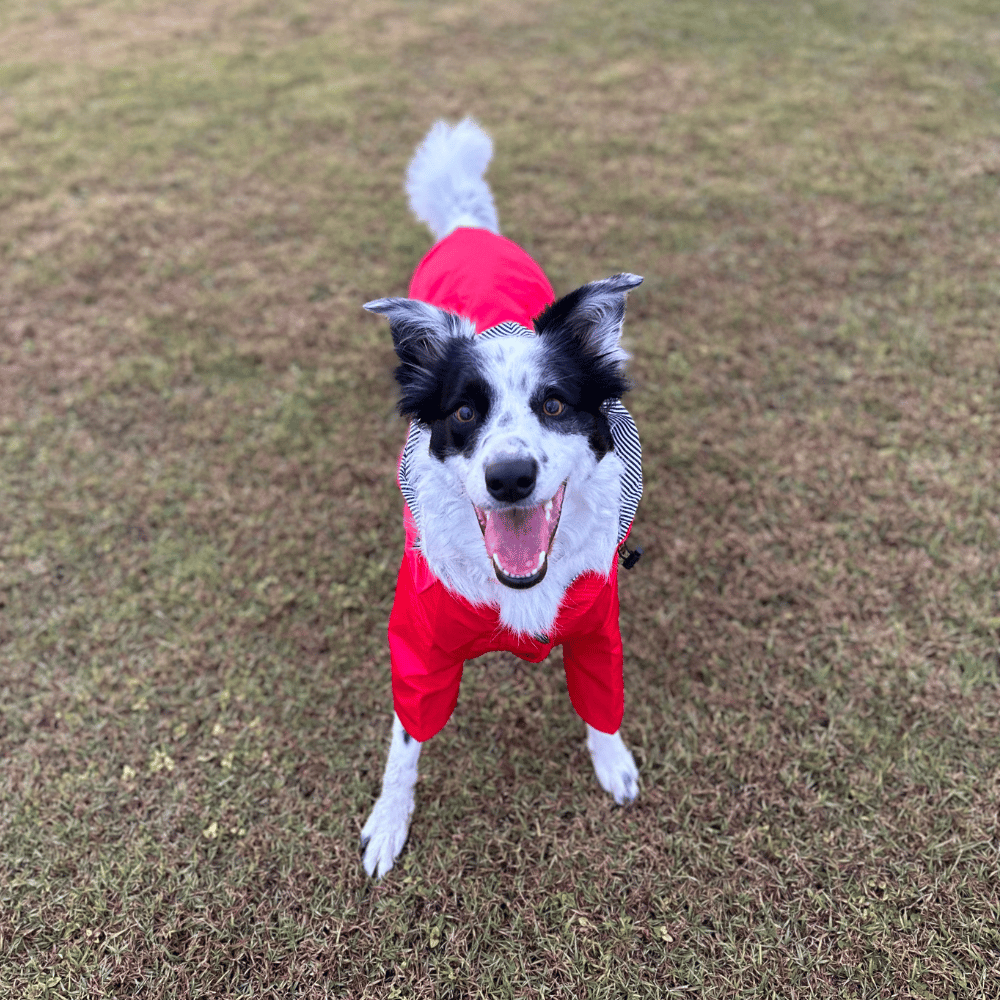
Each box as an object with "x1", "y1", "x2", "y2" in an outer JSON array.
[
  {"x1": 542, "y1": 397, "x2": 564, "y2": 417},
  {"x1": 454, "y1": 404, "x2": 475, "y2": 423}
]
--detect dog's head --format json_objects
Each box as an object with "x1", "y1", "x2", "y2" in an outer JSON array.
[{"x1": 366, "y1": 274, "x2": 642, "y2": 590}]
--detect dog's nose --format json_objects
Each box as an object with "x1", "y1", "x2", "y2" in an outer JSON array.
[{"x1": 484, "y1": 457, "x2": 538, "y2": 503}]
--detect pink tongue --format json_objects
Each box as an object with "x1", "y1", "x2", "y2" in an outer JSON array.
[{"x1": 484, "y1": 504, "x2": 551, "y2": 578}]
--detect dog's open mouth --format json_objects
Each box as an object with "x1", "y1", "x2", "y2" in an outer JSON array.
[{"x1": 473, "y1": 482, "x2": 566, "y2": 589}]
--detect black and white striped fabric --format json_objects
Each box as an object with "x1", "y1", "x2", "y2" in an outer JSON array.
[{"x1": 398, "y1": 321, "x2": 642, "y2": 545}]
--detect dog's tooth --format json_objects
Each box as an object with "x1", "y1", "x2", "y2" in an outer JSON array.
[
  {"x1": 544, "y1": 499, "x2": 553, "y2": 520},
  {"x1": 535, "y1": 551, "x2": 546, "y2": 571}
]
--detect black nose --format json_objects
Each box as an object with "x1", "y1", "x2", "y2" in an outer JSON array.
[{"x1": 485, "y1": 457, "x2": 538, "y2": 503}]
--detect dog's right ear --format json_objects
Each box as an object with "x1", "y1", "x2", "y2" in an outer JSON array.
[
  {"x1": 364, "y1": 298, "x2": 474, "y2": 359},
  {"x1": 364, "y1": 298, "x2": 476, "y2": 420}
]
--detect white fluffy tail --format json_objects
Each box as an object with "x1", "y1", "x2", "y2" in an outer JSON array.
[{"x1": 405, "y1": 118, "x2": 500, "y2": 241}]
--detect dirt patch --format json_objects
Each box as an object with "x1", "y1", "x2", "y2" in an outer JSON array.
[{"x1": 0, "y1": 0, "x2": 261, "y2": 66}]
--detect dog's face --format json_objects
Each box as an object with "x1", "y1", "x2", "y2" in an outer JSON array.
[{"x1": 366, "y1": 274, "x2": 641, "y2": 590}]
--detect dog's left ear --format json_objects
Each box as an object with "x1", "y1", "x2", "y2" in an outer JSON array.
[{"x1": 533, "y1": 273, "x2": 643, "y2": 368}]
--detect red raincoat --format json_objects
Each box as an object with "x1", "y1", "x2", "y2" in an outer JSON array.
[{"x1": 389, "y1": 227, "x2": 627, "y2": 742}]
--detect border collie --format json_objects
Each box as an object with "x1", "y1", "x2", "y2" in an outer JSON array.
[{"x1": 361, "y1": 119, "x2": 643, "y2": 878}]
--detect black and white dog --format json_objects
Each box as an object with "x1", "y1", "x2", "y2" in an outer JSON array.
[{"x1": 361, "y1": 119, "x2": 643, "y2": 878}]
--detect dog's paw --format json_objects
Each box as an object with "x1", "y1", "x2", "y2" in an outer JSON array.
[
  {"x1": 587, "y1": 727, "x2": 640, "y2": 806},
  {"x1": 360, "y1": 792, "x2": 415, "y2": 879}
]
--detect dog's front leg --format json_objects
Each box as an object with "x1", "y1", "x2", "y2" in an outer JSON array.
[
  {"x1": 361, "y1": 712, "x2": 422, "y2": 878},
  {"x1": 586, "y1": 724, "x2": 639, "y2": 805}
]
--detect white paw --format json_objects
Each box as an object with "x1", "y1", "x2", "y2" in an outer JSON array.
[
  {"x1": 360, "y1": 791, "x2": 414, "y2": 879},
  {"x1": 587, "y1": 728, "x2": 640, "y2": 806}
]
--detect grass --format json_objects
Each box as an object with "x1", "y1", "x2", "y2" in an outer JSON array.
[{"x1": 1, "y1": 0, "x2": 1000, "y2": 995}]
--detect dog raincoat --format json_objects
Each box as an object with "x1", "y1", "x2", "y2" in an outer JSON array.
[{"x1": 389, "y1": 227, "x2": 642, "y2": 742}]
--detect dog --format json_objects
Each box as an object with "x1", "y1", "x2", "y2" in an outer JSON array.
[{"x1": 361, "y1": 119, "x2": 644, "y2": 878}]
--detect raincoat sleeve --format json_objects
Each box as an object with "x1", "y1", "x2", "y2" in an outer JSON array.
[{"x1": 558, "y1": 563, "x2": 625, "y2": 735}]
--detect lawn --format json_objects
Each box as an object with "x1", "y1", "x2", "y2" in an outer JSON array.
[{"x1": 1, "y1": 0, "x2": 999, "y2": 996}]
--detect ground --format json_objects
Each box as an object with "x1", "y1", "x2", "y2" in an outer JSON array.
[{"x1": 1, "y1": 1, "x2": 999, "y2": 996}]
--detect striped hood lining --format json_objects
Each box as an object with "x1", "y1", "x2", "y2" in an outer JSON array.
[{"x1": 398, "y1": 321, "x2": 642, "y2": 545}]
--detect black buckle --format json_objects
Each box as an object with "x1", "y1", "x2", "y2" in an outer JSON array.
[{"x1": 618, "y1": 540, "x2": 643, "y2": 570}]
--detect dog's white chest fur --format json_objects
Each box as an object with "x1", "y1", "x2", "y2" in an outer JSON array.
[{"x1": 408, "y1": 426, "x2": 624, "y2": 637}]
